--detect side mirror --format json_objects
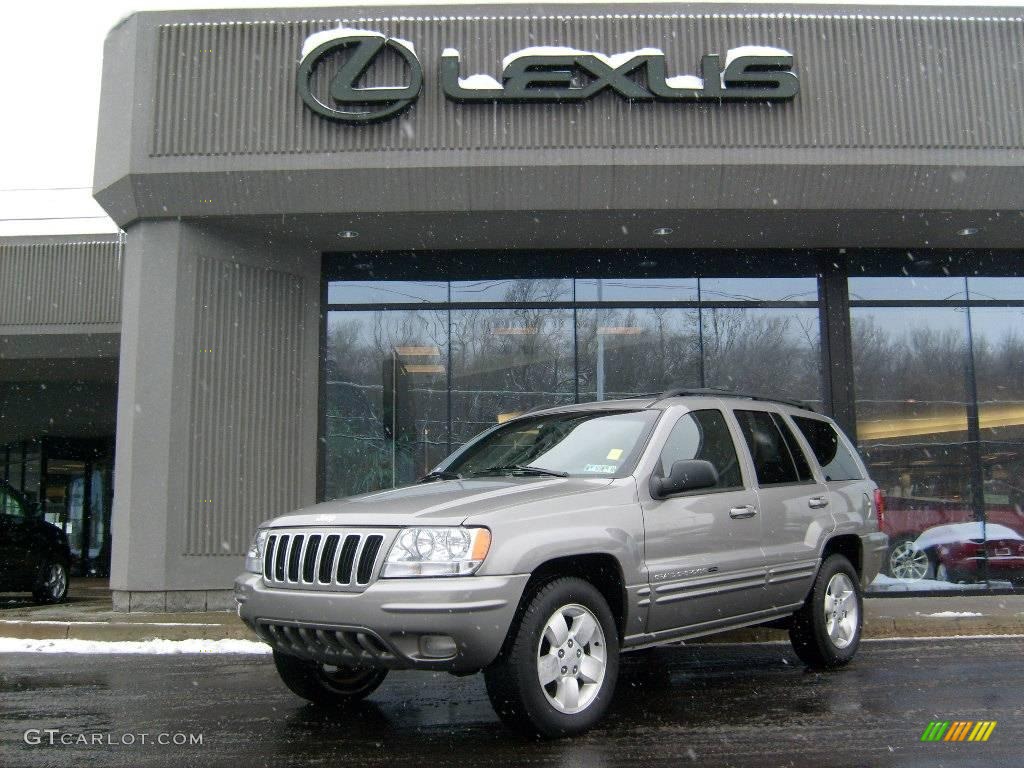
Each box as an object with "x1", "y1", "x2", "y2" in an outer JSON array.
[{"x1": 650, "y1": 459, "x2": 719, "y2": 499}]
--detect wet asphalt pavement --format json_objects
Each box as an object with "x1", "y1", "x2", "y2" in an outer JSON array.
[{"x1": 2, "y1": 637, "x2": 1022, "y2": 768}]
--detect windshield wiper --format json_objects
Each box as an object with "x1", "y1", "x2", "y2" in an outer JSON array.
[
  {"x1": 419, "y1": 470, "x2": 463, "y2": 483},
  {"x1": 474, "y1": 464, "x2": 569, "y2": 478}
]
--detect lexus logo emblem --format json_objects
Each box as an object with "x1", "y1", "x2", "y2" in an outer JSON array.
[
  {"x1": 297, "y1": 27, "x2": 798, "y2": 125},
  {"x1": 296, "y1": 28, "x2": 423, "y2": 123}
]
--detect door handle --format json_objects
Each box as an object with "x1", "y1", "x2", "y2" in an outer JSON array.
[
  {"x1": 808, "y1": 496, "x2": 830, "y2": 509},
  {"x1": 730, "y1": 505, "x2": 758, "y2": 519}
]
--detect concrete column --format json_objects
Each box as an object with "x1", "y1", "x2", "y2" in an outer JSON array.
[{"x1": 110, "y1": 220, "x2": 319, "y2": 611}]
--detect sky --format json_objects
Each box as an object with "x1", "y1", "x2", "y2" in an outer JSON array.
[{"x1": 0, "y1": 0, "x2": 1020, "y2": 235}]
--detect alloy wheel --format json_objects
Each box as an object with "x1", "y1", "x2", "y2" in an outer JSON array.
[
  {"x1": 45, "y1": 564, "x2": 67, "y2": 600},
  {"x1": 823, "y1": 573, "x2": 858, "y2": 649},
  {"x1": 536, "y1": 603, "x2": 607, "y2": 714},
  {"x1": 888, "y1": 541, "x2": 930, "y2": 581}
]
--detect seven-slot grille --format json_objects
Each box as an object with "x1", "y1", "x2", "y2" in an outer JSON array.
[{"x1": 262, "y1": 528, "x2": 389, "y2": 591}]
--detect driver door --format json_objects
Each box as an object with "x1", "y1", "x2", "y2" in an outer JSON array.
[{"x1": 640, "y1": 408, "x2": 765, "y2": 635}]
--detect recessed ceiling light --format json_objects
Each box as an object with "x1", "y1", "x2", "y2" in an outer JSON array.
[
  {"x1": 339, "y1": 230, "x2": 359, "y2": 238},
  {"x1": 653, "y1": 227, "x2": 673, "y2": 236},
  {"x1": 958, "y1": 227, "x2": 979, "y2": 236}
]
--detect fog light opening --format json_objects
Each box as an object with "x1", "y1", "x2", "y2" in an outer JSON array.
[{"x1": 419, "y1": 634, "x2": 458, "y2": 659}]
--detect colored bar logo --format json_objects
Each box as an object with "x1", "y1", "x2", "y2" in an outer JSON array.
[{"x1": 921, "y1": 721, "x2": 996, "y2": 742}]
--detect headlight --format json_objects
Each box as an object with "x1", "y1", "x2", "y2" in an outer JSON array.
[
  {"x1": 381, "y1": 527, "x2": 491, "y2": 577},
  {"x1": 245, "y1": 529, "x2": 270, "y2": 574}
]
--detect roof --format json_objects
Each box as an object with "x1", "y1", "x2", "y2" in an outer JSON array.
[{"x1": 524, "y1": 389, "x2": 819, "y2": 418}]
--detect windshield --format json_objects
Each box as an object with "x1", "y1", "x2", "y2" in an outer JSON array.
[{"x1": 440, "y1": 410, "x2": 659, "y2": 478}]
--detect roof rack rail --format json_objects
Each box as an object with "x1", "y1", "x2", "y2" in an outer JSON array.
[{"x1": 649, "y1": 386, "x2": 816, "y2": 412}]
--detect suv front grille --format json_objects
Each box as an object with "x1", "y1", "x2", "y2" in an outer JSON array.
[{"x1": 262, "y1": 529, "x2": 392, "y2": 592}]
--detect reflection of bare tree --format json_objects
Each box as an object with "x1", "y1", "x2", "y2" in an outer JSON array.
[
  {"x1": 324, "y1": 310, "x2": 449, "y2": 498},
  {"x1": 577, "y1": 308, "x2": 701, "y2": 397},
  {"x1": 451, "y1": 284, "x2": 575, "y2": 441},
  {"x1": 852, "y1": 315, "x2": 968, "y2": 406},
  {"x1": 972, "y1": 327, "x2": 1024, "y2": 402},
  {"x1": 702, "y1": 308, "x2": 820, "y2": 401},
  {"x1": 324, "y1": 287, "x2": 823, "y2": 497}
]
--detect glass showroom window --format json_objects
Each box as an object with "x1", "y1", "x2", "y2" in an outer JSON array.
[
  {"x1": 324, "y1": 271, "x2": 823, "y2": 500},
  {"x1": 964, "y1": 295, "x2": 1024, "y2": 589},
  {"x1": 450, "y1": 305, "x2": 576, "y2": 446},
  {"x1": 324, "y1": 309, "x2": 449, "y2": 499},
  {"x1": 576, "y1": 307, "x2": 702, "y2": 400},
  {"x1": 850, "y1": 275, "x2": 1024, "y2": 593}
]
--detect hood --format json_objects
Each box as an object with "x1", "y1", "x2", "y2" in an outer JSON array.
[{"x1": 268, "y1": 477, "x2": 615, "y2": 528}]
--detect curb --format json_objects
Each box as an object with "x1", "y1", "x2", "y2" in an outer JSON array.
[
  {"x1": 0, "y1": 617, "x2": 259, "y2": 643},
  {"x1": 0, "y1": 616, "x2": 1021, "y2": 644}
]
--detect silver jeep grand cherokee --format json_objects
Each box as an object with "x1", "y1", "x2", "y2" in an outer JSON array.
[{"x1": 236, "y1": 389, "x2": 887, "y2": 737}]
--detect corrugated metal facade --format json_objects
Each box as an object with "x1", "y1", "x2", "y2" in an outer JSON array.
[
  {"x1": 0, "y1": 237, "x2": 122, "y2": 327},
  {"x1": 185, "y1": 255, "x2": 307, "y2": 556},
  {"x1": 151, "y1": 11, "x2": 1024, "y2": 157}
]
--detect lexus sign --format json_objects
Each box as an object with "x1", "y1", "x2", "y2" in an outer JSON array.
[{"x1": 297, "y1": 27, "x2": 799, "y2": 124}]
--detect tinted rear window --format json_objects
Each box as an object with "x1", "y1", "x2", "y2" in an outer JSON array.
[
  {"x1": 735, "y1": 410, "x2": 807, "y2": 486},
  {"x1": 771, "y1": 413, "x2": 814, "y2": 482},
  {"x1": 792, "y1": 417, "x2": 863, "y2": 482}
]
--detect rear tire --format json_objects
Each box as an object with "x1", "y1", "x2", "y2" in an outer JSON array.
[
  {"x1": 32, "y1": 561, "x2": 68, "y2": 604},
  {"x1": 789, "y1": 554, "x2": 863, "y2": 669},
  {"x1": 484, "y1": 576, "x2": 619, "y2": 738},
  {"x1": 273, "y1": 651, "x2": 387, "y2": 706}
]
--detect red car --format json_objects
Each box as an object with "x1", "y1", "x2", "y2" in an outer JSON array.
[
  {"x1": 881, "y1": 496, "x2": 1024, "y2": 582},
  {"x1": 916, "y1": 523, "x2": 1024, "y2": 584}
]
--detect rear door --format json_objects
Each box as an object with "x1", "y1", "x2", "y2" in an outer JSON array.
[
  {"x1": 640, "y1": 407, "x2": 765, "y2": 635},
  {"x1": 732, "y1": 408, "x2": 831, "y2": 610},
  {"x1": 789, "y1": 414, "x2": 872, "y2": 537}
]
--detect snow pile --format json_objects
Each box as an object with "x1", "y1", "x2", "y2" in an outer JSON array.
[
  {"x1": 724, "y1": 45, "x2": 792, "y2": 67},
  {"x1": 457, "y1": 74, "x2": 503, "y2": 90},
  {"x1": 0, "y1": 638, "x2": 271, "y2": 655},
  {"x1": 868, "y1": 574, "x2": 1014, "y2": 593},
  {"x1": 915, "y1": 523, "x2": 1023, "y2": 550},
  {"x1": 501, "y1": 45, "x2": 663, "y2": 70},
  {"x1": 922, "y1": 611, "x2": 984, "y2": 618},
  {"x1": 300, "y1": 27, "x2": 416, "y2": 60}
]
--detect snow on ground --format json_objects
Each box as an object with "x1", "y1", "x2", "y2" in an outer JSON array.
[
  {"x1": 0, "y1": 620, "x2": 222, "y2": 627},
  {"x1": 866, "y1": 574, "x2": 1015, "y2": 592},
  {"x1": 922, "y1": 611, "x2": 985, "y2": 618},
  {"x1": 0, "y1": 638, "x2": 271, "y2": 655}
]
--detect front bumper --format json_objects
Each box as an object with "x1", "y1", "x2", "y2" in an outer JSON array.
[{"x1": 235, "y1": 571, "x2": 529, "y2": 672}]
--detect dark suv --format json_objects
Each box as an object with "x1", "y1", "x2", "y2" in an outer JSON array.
[{"x1": 0, "y1": 480, "x2": 71, "y2": 604}]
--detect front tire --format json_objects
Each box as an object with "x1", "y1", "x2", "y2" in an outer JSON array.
[
  {"x1": 32, "y1": 561, "x2": 68, "y2": 604},
  {"x1": 484, "y1": 577, "x2": 619, "y2": 738},
  {"x1": 789, "y1": 554, "x2": 863, "y2": 669},
  {"x1": 273, "y1": 651, "x2": 387, "y2": 706}
]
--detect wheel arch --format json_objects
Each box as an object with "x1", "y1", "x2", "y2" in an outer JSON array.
[
  {"x1": 821, "y1": 534, "x2": 864, "y2": 578},
  {"x1": 521, "y1": 553, "x2": 628, "y2": 643}
]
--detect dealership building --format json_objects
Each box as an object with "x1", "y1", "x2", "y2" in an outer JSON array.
[{"x1": 3, "y1": 2, "x2": 1023, "y2": 609}]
